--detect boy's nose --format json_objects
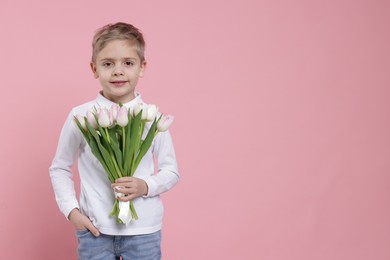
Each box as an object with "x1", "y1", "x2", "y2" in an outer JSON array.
[
  {"x1": 114, "y1": 71, "x2": 123, "y2": 76},
  {"x1": 113, "y1": 67, "x2": 124, "y2": 76},
  {"x1": 113, "y1": 71, "x2": 124, "y2": 76}
]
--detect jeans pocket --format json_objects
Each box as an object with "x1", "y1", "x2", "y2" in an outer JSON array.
[{"x1": 76, "y1": 229, "x2": 90, "y2": 237}]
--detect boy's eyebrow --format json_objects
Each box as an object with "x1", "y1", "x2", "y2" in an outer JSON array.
[
  {"x1": 122, "y1": 57, "x2": 138, "y2": 60},
  {"x1": 99, "y1": 56, "x2": 139, "y2": 61}
]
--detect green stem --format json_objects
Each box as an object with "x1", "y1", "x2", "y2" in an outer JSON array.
[
  {"x1": 105, "y1": 128, "x2": 111, "y2": 144},
  {"x1": 110, "y1": 200, "x2": 119, "y2": 217},
  {"x1": 111, "y1": 152, "x2": 123, "y2": 178},
  {"x1": 122, "y1": 127, "x2": 125, "y2": 151}
]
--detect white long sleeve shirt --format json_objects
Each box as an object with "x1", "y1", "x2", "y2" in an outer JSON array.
[{"x1": 49, "y1": 93, "x2": 179, "y2": 235}]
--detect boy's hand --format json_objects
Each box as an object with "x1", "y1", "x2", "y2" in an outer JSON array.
[
  {"x1": 112, "y1": 177, "x2": 148, "y2": 201},
  {"x1": 68, "y1": 208, "x2": 100, "y2": 237}
]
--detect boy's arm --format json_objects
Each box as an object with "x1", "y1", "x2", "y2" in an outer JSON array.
[
  {"x1": 143, "y1": 130, "x2": 179, "y2": 197},
  {"x1": 49, "y1": 111, "x2": 82, "y2": 219}
]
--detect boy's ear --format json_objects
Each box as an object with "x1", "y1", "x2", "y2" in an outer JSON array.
[
  {"x1": 90, "y1": 62, "x2": 99, "y2": 78},
  {"x1": 139, "y1": 60, "x2": 147, "y2": 78}
]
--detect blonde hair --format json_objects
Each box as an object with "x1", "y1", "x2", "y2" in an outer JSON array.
[{"x1": 92, "y1": 22, "x2": 146, "y2": 62}]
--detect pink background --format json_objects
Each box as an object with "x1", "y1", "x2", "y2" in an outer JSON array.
[{"x1": 1, "y1": 0, "x2": 389, "y2": 259}]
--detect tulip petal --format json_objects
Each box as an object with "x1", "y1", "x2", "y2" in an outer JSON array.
[
  {"x1": 98, "y1": 108, "x2": 111, "y2": 128},
  {"x1": 157, "y1": 115, "x2": 174, "y2": 132},
  {"x1": 117, "y1": 106, "x2": 129, "y2": 127},
  {"x1": 87, "y1": 111, "x2": 98, "y2": 129},
  {"x1": 146, "y1": 104, "x2": 159, "y2": 121}
]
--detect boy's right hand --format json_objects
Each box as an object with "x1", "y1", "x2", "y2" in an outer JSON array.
[{"x1": 68, "y1": 208, "x2": 100, "y2": 237}]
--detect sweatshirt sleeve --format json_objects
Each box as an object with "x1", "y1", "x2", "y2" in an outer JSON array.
[
  {"x1": 49, "y1": 111, "x2": 82, "y2": 219},
  {"x1": 143, "y1": 130, "x2": 180, "y2": 197}
]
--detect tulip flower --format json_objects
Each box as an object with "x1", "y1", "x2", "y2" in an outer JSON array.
[
  {"x1": 140, "y1": 106, "x2": 148, "y2": 120},
  {"x1": 133, "y1": 103, "x2": 143, "y2": 116},
  {"x1": 95, "y1": 107, "x2": 102, "y2": 115},
  {"x1": 116, "y1": 106, "x2": 129, "y2": 127},
  {"x1": 87, "y1": 111, "x2": 98, "y2": 129},
  {"x1": 157, "y1": 115, "x2": 174, "y2": 132},
  {"x1": 146, "y1": 104, "x2": 158, "y2": 121},
  {"x1": 128, "y1": 106, "x2": 135, "y2": 117},
  {"x1": 134, "y1": 103, "x2": 148, "y2": 120},
  {"x1": 110, "y1": 104, "x2": 120, "y2": 121},
  {"x1": 98, "y1": 108, "x2": 111, "y2": 127},
  {"x1": 75, "y1": 115, "x2": 86, "y2": 130}
]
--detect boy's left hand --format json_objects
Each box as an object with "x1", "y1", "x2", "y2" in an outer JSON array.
[{"x1": 112, "y1": 177, "x2": 148, "y2": 201}]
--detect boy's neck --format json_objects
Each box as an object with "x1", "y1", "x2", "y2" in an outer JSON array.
[{"x1": 100, "y1": 91, "x2": 137, "y2": 104}]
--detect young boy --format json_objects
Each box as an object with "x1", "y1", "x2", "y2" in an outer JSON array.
[{"x1": 49, "y1": 22, "x2": 179, "y2": 260}]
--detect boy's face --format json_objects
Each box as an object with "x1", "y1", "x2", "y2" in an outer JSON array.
[{"x1": 90, "y1": 39, "x2": 146, "y2": 104}]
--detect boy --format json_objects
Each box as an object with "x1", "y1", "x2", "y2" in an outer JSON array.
[{"x1": 49, "y1": 22, "x2": 179, "y2": 260}]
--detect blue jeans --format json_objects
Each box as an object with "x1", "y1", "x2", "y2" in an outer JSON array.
[{"x1": 76, "y1": 229, "x2": 161, "y2": 260}]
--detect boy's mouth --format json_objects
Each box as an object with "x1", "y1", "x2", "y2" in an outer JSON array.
[{"x1": 110, "y1": 81, "x2": 128, "y2": 87}]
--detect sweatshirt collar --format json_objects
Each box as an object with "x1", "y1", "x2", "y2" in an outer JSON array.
[{"x1": 95, "y1": 92, "x2": 143, "y2": 108}]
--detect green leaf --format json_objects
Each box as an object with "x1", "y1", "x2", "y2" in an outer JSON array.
[
  {"x1": 134, "y1": 118, "x2": 158, "y2": 169},
  {"x1": 115, "y1": 125, "x2": 123, "y2": 145},
  {"x1": 128, "y1": 112, "x2": 143, "y2": 175},
  {"x1": 96, "y1": 124, "x2": 110, "y2": 150},
  {"x1": 123, "y1": 114, "x2": 133, "y2": 175},
  {"x1": 73, "y1": 116, "x2": 90, "y2": 143},
  {"x1": 75, "y1": 117, "x2": 115, "y2": 182},
  {"x1": 85, "y1": 121, "x2": 117, "y2": 181},
  {"x1": 89, "y1": 139, "x2": 115, "y2": 183},
  {"x1": 108, "y1": 127, "x2": 124, "y2": 173}
]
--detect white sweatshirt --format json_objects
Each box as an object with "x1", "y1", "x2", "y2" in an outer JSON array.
[{"x1": 49, "y1": 93, "x2": 179, "y2": 235}]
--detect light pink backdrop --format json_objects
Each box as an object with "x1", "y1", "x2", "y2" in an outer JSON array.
[{"x1": 1, "y1": 0, "x2": 389, "y2": 259}]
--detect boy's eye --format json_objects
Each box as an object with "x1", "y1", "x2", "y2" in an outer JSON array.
[
  {"x1": 124, "y1": 61, "x2": 134, "y2": 66},
  {"x1": 102, "y1": 62, "x2": 113, "y2": 67}
]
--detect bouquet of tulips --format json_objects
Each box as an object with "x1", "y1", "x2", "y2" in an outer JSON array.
[{"x1": 74, "y1": 103, "x2": 173, "y2": 224}]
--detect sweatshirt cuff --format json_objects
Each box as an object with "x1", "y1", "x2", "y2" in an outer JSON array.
[
  {"x1": 62, "y1": 202, "x2": 80, "y2": 220},
  {"x1": 143, "y1": 177, "x2": 158, "y2": 197}
]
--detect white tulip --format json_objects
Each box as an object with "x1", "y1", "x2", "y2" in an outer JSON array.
[
  {"x1": 75, "y1": 115, "x2": 86, "y2": 130},
  {"x1": 116, "y1": 106, "x2": 129, "y2": 127},
  {"x1": 98, "y1": 108, "x2": 111, "y2": 127},
  {"x1": 87, "y1": 111, "x2": 98, "y2": 129},
  {"x1": 133, "y1": 103, "x2": 148, "y2": 120},
  {"x1": 146, "y1": 104, "x2": 159, "y2": 121},
  {"x1": 128, "y1": 106, "x2": 135, "y2": 118},
  {"x1": 110, "y1": 104, "x2": 120, "y2": 122},
  {"x1": 157, "y1": 115, "x2": 174, "y2": 132}
]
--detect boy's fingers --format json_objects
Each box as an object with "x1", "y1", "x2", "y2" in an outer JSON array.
[
  {"x1": 85, "y1": 221, "x2": 100, "y2": 237},
  {"x1": 113, "y1": 185, "x2": 125, "y2": 191},
  {"x1": 115, "y1": 177, "x2": 133, "y2": 183},
  {"x1": 117, "y1": 194, "x2": 134, "y2": 201}
]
